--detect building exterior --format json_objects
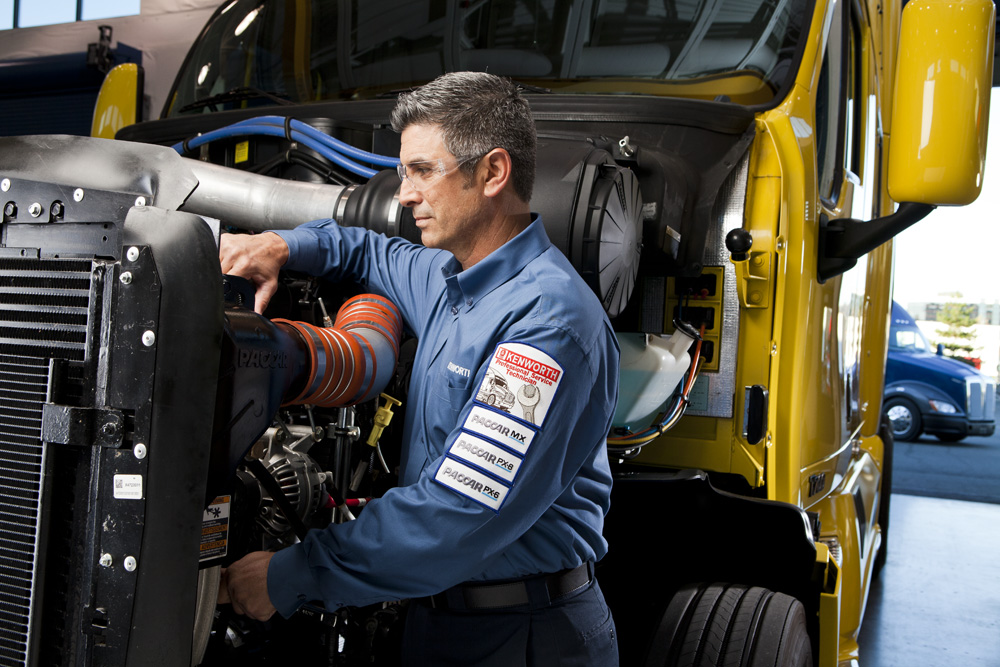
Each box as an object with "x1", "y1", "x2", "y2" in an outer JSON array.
[{"x1": 908, "y1": 300, "x2": 1000, "y2": 326}]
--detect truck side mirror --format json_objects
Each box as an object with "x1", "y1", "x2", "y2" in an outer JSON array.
[
  {"x1": 888, "y1": 0, "x2": 995, "y2": 205},
  {"x1": 91, "y1": 63, "x2": 144, "y2": 139},
  {"x1": 817, "y1": 0, "x2": 994, "y2": 282},
  {"x1": 937, "y1": 343, "x2": 945, "y2": 356}
]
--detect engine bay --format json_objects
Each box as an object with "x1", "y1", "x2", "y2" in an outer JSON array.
[{"x1": 0, "y1": 105, "x2": 752, "y2": 664}]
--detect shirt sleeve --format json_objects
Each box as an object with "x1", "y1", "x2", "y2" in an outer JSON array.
[
  {"x1": 266, "y1": 320, "x2": 618, "y2": 615},
  {"x1": 272, "y1": 220, "x2": 447, "y2": 335}
]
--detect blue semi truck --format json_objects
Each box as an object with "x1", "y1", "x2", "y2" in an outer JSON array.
[{"x1": 883, "y1": 301, "x2": 997, "y2": 442}]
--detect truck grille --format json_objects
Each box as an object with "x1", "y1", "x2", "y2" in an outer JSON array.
[
  {"x1": 0, "y1": 257, "x2": 94, "y2": 666},
  {"x1": 0, "y1": 258, "x2": 92, "y2": 361},
  {"x1": 966, "y1": 377, "x2": 996, "y2": 422}
]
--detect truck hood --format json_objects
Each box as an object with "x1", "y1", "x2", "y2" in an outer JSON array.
[{"x1": 888, "y1": 349, "x2": 985, "y2": 380}]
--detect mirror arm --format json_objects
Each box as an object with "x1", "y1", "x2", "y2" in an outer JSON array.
[{"x1": 817, "y1": 202, "x2": 935, "y2": 282}]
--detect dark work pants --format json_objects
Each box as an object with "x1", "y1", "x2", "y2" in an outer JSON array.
[{"x1": 401, "y1": 576, "x2": 618, "y2": 666}]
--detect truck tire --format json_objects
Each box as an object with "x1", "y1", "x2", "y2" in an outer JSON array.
[
  {"x1": 643, "y1": 583, "x2": 812, "y2": 667},
  {"x1": 883, "y1": 396, "x2": 921, "y2": 441}
]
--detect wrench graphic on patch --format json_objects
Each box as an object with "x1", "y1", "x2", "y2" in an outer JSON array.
[{"x1": 516, "y1": 384, "x2": 541, "y2": 424}]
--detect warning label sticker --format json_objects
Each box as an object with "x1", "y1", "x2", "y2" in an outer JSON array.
[
  {"x1": 474, "y1": 342, "x2": 563, "y2": 427},
  {"x1": 200, "y1": 496, "x2": 231, "y2": 562},
  {"x1": 113, "y1": 474, "x2": 143, "y2": 500}
]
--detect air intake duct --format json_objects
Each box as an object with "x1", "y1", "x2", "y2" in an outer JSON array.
[
  {"x1": 274, "y1": 295, "x2": 403, "y2": 407},
  {"x1": 0, "y1": 135, "x2": 641, "y2": 315},
  {"x1": 209, "y1": 293, "x2": 402, "y2": 497}
]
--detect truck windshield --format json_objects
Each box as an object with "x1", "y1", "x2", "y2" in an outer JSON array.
[
  {"x1": 166, "y1": 0, "x2": 808, "y2": 117},
  {"x1": 889, "y1": 325, "x2": 932, "y2": 353}
]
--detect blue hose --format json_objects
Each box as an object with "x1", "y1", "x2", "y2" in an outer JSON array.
[
  {"x1": 231, "y1": 116, "x2": 399, "y2": 168},
  {"x1": 172, "y1": 125, "x2": 376, "y2": 178},
  {"x1": 171, "y1": 116, "x2": 400, "y2": 178}
]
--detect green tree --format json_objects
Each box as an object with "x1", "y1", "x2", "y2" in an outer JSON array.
[{"x1": 934, "y1": 293, "x2": 978, "y2": 361}]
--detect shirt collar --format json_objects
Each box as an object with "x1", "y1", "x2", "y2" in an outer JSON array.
[{"x1": 441, "y1": 214, "x2": 551, "y2": 310}]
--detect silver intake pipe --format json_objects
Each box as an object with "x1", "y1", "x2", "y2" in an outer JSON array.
[
  {"x1": 181, "y1": 158, "x2": 414, "y2": 238},
  {"x1": 181, "y1": 160, "x2": 351, "y2": 231},
  {"x1": 0, "y1": 135, "x2": 413, "y2": 237}
]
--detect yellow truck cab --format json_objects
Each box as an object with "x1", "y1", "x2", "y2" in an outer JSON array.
[{"x1": 0, "y1": 0, "x2": 992, "y2": 665}]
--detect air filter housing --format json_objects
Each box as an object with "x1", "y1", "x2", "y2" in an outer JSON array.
[{"x1": 532, "y1": 141, "x2": 643, "y2": 318}]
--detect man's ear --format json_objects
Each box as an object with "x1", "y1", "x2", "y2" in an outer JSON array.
[{"x1": 481, "y1": 148, "x2": 513, "y2": 198}]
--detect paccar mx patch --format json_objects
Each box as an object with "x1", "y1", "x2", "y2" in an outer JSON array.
[{"x1": 463, "y1": 406, "x2": 535, "y2": 455}]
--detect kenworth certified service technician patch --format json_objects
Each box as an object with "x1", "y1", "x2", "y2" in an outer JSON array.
[{"x1": 474, "y1": 342, "x2": 562, "y2": 427}]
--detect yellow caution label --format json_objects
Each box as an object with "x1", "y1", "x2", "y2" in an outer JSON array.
[{"x1": 235, "y1": 141, "x2": 250, "y2": 164}]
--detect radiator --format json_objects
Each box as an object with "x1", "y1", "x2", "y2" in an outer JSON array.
[
  {"x1": 0, "y1": 257, "x2": 94, "y2": 665},
  {"x1": 1, "y1": 168, "x2": 222, "y2": 666}
]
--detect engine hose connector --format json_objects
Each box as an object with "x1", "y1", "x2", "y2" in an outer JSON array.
[
  {"x1": 367, "y1": 393, "x2": 402, "y2": 447},
  {"x1": 274, "y1": 294, "x2": 402, "y2": 407}
]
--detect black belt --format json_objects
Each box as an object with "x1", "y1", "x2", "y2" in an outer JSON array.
[{"x1": 420, "y1": 562, "x2": 593, "y2": 611}]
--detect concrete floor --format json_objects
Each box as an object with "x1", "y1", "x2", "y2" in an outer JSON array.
[{"x1": 856, "y1": 494, "x2": 1000, "y2": 666}]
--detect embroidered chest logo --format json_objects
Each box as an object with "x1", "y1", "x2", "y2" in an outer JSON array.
[{"x1": 447, "y1": 361, "x2": 471, "y2": 378}]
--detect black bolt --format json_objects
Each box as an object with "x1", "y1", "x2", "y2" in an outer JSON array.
[{"x1": 100, "y1": 421, "x2": 121, "y2": 440}]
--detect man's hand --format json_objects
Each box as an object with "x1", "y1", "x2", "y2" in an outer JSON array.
[
  {"x1": 219, "y1": 232, "x2": 290, "y2": 314},
  {"x1": 219, "y1": 551, "x2": 277, "y2": 621}
]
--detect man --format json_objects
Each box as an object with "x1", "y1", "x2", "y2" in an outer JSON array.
[{"x1": 219, "y1": 71, "x2": 619, "y2": 666}]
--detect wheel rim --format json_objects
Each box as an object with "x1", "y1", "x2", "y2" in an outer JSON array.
[{"x1": 886, "y1": 404, "x2": 913, "y2": 435}]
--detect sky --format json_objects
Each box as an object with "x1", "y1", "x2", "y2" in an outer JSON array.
[
  {"x1": 0, "y1": 0, "x2": 139, "y2": 30},
  {"x1": 892, "y1": 91, "x2": 1000, "y2": 307}
]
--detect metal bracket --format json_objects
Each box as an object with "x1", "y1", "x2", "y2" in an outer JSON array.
[
  {"x1": 731, "y1": 250, "x2": 771, "y2": 309},
  {"x1": 41, "y1": 404, "x2": 124, "y2": 448}
]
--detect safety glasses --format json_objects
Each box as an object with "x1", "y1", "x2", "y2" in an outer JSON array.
[{"x1": 396, "y1": 154, "x2": 483, "y2": 191}]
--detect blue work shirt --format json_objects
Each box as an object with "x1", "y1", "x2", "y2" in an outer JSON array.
[{"x1": 267, "y1": 216, "x2": 618, "y2": 615}]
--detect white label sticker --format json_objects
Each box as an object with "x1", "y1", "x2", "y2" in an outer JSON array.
[
  {"x1": 113, "y1": 474, "x2": 143, "y2": 500},
  {"x1": 475, "y1": 342, "x2": 562, "y2": 426},
  {"x1": 449, "y1": 432, "x2": 522, "y2": 484},
  {"x1": 200, "y1": 495, "x2": 231, "y2": 561},
  {"x1": 434, "y1": 459, "x2": 510, "y2": 512},
  {"x1": 464, "y1": 405, "x2": 535, "y2": 455}
]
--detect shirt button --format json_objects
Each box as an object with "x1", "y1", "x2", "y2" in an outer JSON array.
[
  {"x1": 451, "y1": 306, "x2": 458, "y2": 315},
  {"x1": 466, "y1": 298, "x2": 473, "y2": 306}
]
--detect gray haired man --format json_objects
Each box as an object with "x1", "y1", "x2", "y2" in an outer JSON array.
[{"x1": 219, "y1": 71, "x2": 620, "y2": 666}]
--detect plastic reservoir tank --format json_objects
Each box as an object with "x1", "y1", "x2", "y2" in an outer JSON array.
[{"x1": 612, "y1": 328, "x2": 696, "y2": 429}]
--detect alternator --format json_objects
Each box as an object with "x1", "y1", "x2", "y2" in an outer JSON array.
[{"x1": 252, "y1": 425, "x2": 328, "y2": 538}]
